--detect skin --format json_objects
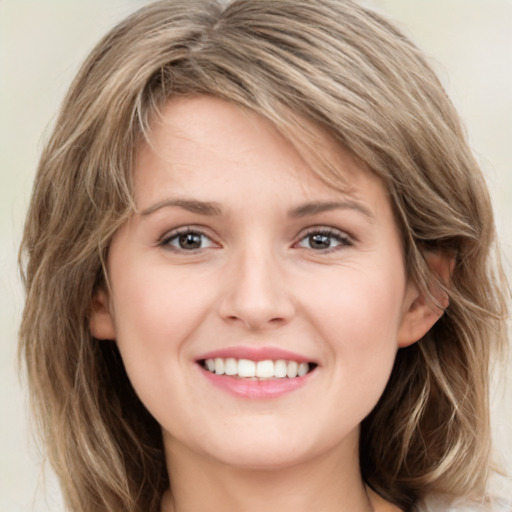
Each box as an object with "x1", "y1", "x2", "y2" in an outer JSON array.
[{"x1": 91, "y1": 96, "x2": 445, "y2": 512}]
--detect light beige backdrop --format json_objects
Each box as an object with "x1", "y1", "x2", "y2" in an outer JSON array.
[{"x1": 1, "y1": 1, "x2": 511, "y2": 511}]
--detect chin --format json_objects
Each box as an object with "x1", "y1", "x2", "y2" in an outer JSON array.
[
  {"x1": 196, "y1": 424, "x2": 351, "y2": 471},
  {"x1": 208, "y1": 445, "x2": 313, "y2": 471}
]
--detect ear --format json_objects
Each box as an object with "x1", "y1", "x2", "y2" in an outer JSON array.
[
  {"x1": 397, "y1": 251, "x2": 456, "y2": 348},
  {"x1": 90, "y1": 289, "x2": 116, "y2": 340}
]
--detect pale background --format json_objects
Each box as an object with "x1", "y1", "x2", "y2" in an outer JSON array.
[{"x1": 1, "y1": 1, "x2": 511, "y2": 511}]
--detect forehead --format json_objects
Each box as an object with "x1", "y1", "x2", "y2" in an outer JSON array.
[{"x1": 133, "y1": 95, "x2": 388, "y2": 213}]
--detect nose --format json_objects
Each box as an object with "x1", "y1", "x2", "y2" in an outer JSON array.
[{"x1": 218, "y1": 247, "x2": 295, "y2": 331}]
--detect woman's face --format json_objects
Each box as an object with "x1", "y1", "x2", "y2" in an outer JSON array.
[{"x1": 92, "y1": 95, "x2": 426, "y2": 470}]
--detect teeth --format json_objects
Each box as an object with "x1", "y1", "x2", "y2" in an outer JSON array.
[
  {"x1": 274, "y1": 359, "x2": 287, "y2": 378},
  {"x1": 256, "y1": 360, "x2": 274, "y2": 378},
  {"x1": 203, "y1": 358, "x2": 312, "y2": 379},
  {"x1": 238, "y1": 359, "x2": 256, "y2": 378},
  {"x1": 297, "y1": 362, "x2": 309, "y2": 377},
  {"x1": 214, "y1": 358, "x2": 225, "y2": 375},
  {"x1": 287, "y1": 361, "x2": 298, "y2": 378},
  {"x1": 224, "y1": 358, "x2": 237, "y2": 376}
]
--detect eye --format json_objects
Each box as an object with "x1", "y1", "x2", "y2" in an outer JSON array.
[
  {"x1": 296, "y1": 229, "x2": 353, "y2": 252},
  {"x1": 160, "y1": 228, "x2": 217, "y2": 252}
]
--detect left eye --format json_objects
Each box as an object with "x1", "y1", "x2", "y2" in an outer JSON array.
[
  {"x1": 161, "y1": 230, "x2": 216, "y2": 251},
  {"x1": 296, "y1": 230, "x2": 352, "y2": 251}
]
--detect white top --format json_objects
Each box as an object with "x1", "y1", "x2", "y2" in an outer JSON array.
[{"x1": 418, "y1": 495, "x2": 512, "y2": 511}]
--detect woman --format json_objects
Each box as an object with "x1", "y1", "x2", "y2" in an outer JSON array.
[{"x1": 19, "y1": 1, "x2": 510, "y2": 510}]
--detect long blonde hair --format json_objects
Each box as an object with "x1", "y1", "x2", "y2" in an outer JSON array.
[{"x1": 19, "y1": 1, "x2": 508, "y2": 511}]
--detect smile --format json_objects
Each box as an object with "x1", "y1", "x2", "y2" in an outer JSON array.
[{"x1": 201, "y1": 358, "x2": 315, "y2": 379}]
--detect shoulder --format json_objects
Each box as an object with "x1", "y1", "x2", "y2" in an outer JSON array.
[{"x1": 417, "y1": 494, "x2": 512, "y2": 512}]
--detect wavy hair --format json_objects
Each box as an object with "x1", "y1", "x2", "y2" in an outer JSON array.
[{"x1": 19, "y1": 1, "x2": 508, "y2": 511}]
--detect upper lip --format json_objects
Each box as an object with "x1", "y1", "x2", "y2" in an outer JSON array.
[{"x1": 196, "y1": 346, "x2": 315, "y2": 364}]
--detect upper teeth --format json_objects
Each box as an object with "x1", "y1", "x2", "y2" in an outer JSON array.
[{"x1": 204, "y1": 358, "x2": 310, "y2": 379}]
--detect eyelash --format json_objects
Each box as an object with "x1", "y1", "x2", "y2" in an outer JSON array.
[
  {"x1": 159, "y1": 226, "x2": 354, "y2": 253},
  {"x1": 295, "y1": 228, "x2": 354, "y2": 253},
  {"x1": 159, "y1": 227, "x2": 217, "y2": 252}
]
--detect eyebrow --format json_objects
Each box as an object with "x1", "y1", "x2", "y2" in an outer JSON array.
[
  {"x1": 139, "y1": 198, "x2": 374, "y2": 220},
  {"x1": 139, "y1": 198, "x2": 223, "y2": 216},
  {"x1": 289, "y1": 200, "x2": 375, "y2": 220}
]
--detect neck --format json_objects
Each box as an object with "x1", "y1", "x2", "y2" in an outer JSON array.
[{"x1": 161, "y1": 431, "x2": 375, "y2": 512}]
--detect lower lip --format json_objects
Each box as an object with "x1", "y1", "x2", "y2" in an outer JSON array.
[{"x1": 199, "y1": 366, "x2": 314, "y2": 399}]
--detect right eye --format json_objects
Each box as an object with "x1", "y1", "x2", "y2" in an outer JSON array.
[{"x1": 160, "y1": 228, "x2": 217, "y2": 252}]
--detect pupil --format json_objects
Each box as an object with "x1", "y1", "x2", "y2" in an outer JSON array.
[
  {"x1": 179, "y1": 233, "x2": 202, "y2": 249},
  {"x1": 310, "y1": 234, "x2": 331, "y2": 249}
]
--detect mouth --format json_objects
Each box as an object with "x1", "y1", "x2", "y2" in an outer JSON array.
[
  {"x1": 195, "y1": 347, "x2": 318, "y2": 398},
  {"x1": 199, "y1": 358, "x2": 318, "y2": 380}
]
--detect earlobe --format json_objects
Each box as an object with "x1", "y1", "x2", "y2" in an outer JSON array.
[
  {"x1": 90, "y1": 289, "x2": 116, "y2": 340},
  {"x1": 397, "y1": 250, "x2": 455, "y2": 348}
]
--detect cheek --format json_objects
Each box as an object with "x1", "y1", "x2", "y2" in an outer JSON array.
[
  {"x1": 108, "y1": 264, "x2": 216, "y2": 390},
  {"x1": 112, "y1": 260, "x2": 214, "y2": 336},
  {"x1": 107, "y1": 270, "x2": 218, "y2": 430},
  {"x1": 306, "y1": 264, "x2": 405, "y2": 343},
  {"x1": 301, "y1": 262, "x2": 405, "y2": 396}
]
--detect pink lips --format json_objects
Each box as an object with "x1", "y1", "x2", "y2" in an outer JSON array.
[
  {"x1": 196, "y1": 346, "x2": 316, "y2": 400},
  {"x1": 197, "y1": 346, "x2": 313, "y2": 363}
]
